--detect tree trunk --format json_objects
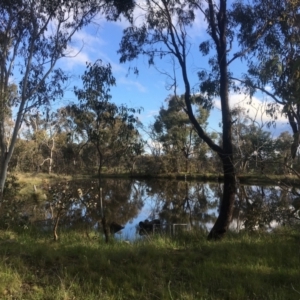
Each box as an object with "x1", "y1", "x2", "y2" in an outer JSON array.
[
  {"x1": 48, "y1": 137, "x2": 55, "y2": 174},
  {"x1": 117, "y1": 0, "x2": 237, "y2": 239},
  {"x1": 131, "y1": 160, "x2": 136, "y2": 174},
  {"x1": 206, "y1": 0, "x2": 236, "y2": 239},
  {"x1": 96, "y1": 143, "x2": 110, "y2": 243},
  {"x1": 0, "y1": 154, "x2": 9, "y2": 201},
  {"x1": 208, "y1": 156, "x2": 236, "y2": 239},
  {"x1": 101, "y1": 216, "x2": 110, "y2": 243},
  {"x1": 185, "y1": 155, "x2": 188, "y2": 173},
  {"x1": 0, "y1": 95, "x2": 26, "y2": 201},
  {"x1": 241, "y1": 158, "x2": 249, "y2": 173}
]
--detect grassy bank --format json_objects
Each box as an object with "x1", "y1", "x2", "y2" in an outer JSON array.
[
  {"x1": 11, "y1": 171, "x2": 300, "y2": 192},
  {"x1": 137, "y1": 173, "x2": 300, "y2": 186},
  {"x1": 0, "y1": 228, "x2": 299, "y2": 299}
]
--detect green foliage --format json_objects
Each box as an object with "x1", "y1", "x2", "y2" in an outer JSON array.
[
  {"x1": 59, "y1": 60, "x2": 143, "y2": 175},
  {"x1": 0, "y1": 0, "x2": 136, "y2": 197},
  {"x1": 4, "y1": 0, "x2": 300, "y2": 180},
  {"x1": 231, "y1": 107, "x2": 296, "y2": 175},
  {"x1": 151, "y1": 94, "x2": 210, "y2": 173},
  {"x1": 3, "y1": 174, "x2": 20, "y2": 200},
  {"x1": 233, "y1": 0, "x2": 300, "y2": 156}
]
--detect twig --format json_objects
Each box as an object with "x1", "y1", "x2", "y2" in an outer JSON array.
[
  {"x1": 291, "y1": 284, "x2": 300, "y2": 295},
  {"x1": 168, "y1": 281, "x2": 174, "y2": 300}
]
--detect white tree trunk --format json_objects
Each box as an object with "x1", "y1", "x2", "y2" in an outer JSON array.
[{"x1": 49, "y1": 137, "x2": 55, "y2": 174}]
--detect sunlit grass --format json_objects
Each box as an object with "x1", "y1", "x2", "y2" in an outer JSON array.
[
  {"x1": 0, "y1": 227, "x2": 299, "y2": 299},
  {"x1": 10, "y1": 173, "x2": 91, "y2": 202}
]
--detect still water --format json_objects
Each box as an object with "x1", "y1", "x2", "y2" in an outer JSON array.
[{"x1": 2, "y1": 178, "x2": 300, "y2": 239}]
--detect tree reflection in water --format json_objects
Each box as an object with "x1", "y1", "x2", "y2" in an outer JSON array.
[{"x1": 0, "y1": 178, "x2": 299, "y2": 240}]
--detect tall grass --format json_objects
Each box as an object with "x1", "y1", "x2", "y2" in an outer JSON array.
[{"x1": 0, "y1": 227, "x2": 299, "y2": 299}]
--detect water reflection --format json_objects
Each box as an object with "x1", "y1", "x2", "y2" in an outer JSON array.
[{"x1": 1, "y1": 179, "x2": 299, "y2": 240}]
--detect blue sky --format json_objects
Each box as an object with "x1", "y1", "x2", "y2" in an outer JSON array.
[{"x1": 57, "y1": 6, "x2": 291, "y2": 142}]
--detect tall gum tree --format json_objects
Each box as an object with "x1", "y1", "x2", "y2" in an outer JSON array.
[
  {"x1": 69, "y1": 60, "x2": 141, "y2": 242},
  {"x1": 232, "y1": 0, "x2": 300, "y2": 160},
  {"x1": 118, "y1": 0, "x2": 271, "y2": 239},
  {"x1": 72, "y1": 60, "x2": 141, "y2": 179},
  {"x1": 0, "y1": 0, "x2": 134, "y2": 201}
]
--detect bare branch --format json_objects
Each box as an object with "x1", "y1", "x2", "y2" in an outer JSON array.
[{"x1": 230, "y1": 76, "x2": 285, "y2": 105}]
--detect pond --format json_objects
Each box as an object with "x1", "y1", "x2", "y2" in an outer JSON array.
[{"x1": 1, "y1": 178, "x2": 300, "y2": 240}]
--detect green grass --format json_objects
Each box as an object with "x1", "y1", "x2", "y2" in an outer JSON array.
[
  {"x1": 0, "y1": 227, "x2": 299, "y2": 299},
  {"x1": 10, "y1": 173, "x2": 90, "y2": 202}
]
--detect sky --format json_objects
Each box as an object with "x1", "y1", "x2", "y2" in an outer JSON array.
[{"x1": 55, "y1": 2, "x2": 292, "y2": 143}]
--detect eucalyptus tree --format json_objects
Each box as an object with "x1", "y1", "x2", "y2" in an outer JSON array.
[
  {"x1": 274, "y1": 131, "x2": 295, "y2": 174},
  {"x1": 0, "y1": 0, "x2": 134, "y2": 200},
  {"x1": 230, "y1": 106, "x2": 277, "y2": 174},
  {"x1": 232, "y1": 0, "x2": 300, "y2": 159},
  {"x1": 71, "y1": 59, "x2": 141, "y2": 242},
  {"x1": 153, "y1": 95, "x2": 209, "y2": 173},
  {"x1": 123, "y1": 138, "x2": 145, "y2": 174},
  {"x1": 118, "y1": 0, "x2": 271, "y2": 239},
  {"x1": 243, "y1": 127, "x2": 276, "y2": 174},
  {"x1": 71, "y1": 60, "x2": 141, "y2": 177}
]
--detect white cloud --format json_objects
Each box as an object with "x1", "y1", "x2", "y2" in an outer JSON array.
[
  {"x1": 214, "y1": 93, "x2": 287, "y2": 124},
  {"x1": 135, "y1": 110, "x2": 159, "y2": 128},
  {"x1": 61, "y1": 40, "x2": 126, "y2": 74},
  {"x1": 145, "y1": 138, "x2": 163, "y2": 154},
  {"x1": 264, "y1": 85, "x2": 272, "y2": 92},
  {"x1": 145, "y1": 110, "x2": 159, "y2": 118},
  {"x1": 62, "y1": 45, "x2": 91, "y2": 69},
  {"x1": 71, "y1": 27, "x2": 107, "y2": 49},
  {"x1": 118, "y1": 77, "x2": 147, "y2": 92},
  {"x1": 60, "y1": 25, "x2": 112, "y2": 70}
]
